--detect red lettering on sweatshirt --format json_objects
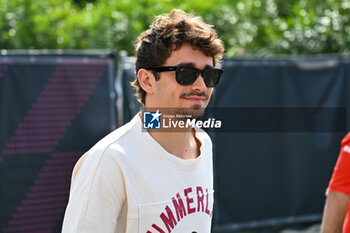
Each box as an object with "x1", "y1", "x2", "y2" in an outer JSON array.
[
  {"x1": 196, "y1": 186, "x2": 204, "y2": 212},
  {"x1": 205, "y1": 188, "x2": 211, "y2": 215},
  {"x1": 150, "y1": 186, "x2": 213, "y2": 231},
  {"x1": 151, "y1": 224, "x2": 166, "y2": 233},
  {"x1": 172, "y1": 192, "x2": 187, "y2": 221},
  {"x1": 160, "y1": 205, "x2": 177, "y2": 232},
  {"x1": 184, "y1": 187, "x2": 195, "y2": 214}
]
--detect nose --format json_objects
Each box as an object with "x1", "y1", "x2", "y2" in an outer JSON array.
[{"x1": 191, "y1": 74, "x2": 208, "y2": 92}]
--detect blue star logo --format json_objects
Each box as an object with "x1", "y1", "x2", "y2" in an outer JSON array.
[{"x1": 143, "y1": 110, "x2": 162, "y2": 129}]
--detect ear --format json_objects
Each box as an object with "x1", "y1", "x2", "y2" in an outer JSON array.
[{"x1": 137, "y1": 68, "x2": 156, "y2": 95}]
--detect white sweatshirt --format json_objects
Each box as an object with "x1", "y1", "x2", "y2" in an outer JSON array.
[{"x1": 62, "y1": 114, "x2": 214, "y2": 233}]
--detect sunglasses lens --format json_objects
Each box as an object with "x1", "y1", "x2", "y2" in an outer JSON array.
[
  {"x1": 175, "y1": 67, "x2": 222, "y2": 87},
  {"x1": 176, "y1": 68, "x2": 197, "y2": 86},
  {"x1": 203, "y1": 69, "x2": 221, "y2": 87}
]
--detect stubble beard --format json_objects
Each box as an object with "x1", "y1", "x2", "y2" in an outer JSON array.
[
  {"x1": 175, "y1": 104, "x2": 206, "y2": 120},
  {"x1": 177, "y1": 92, "x2": 209, "y2": 120}
]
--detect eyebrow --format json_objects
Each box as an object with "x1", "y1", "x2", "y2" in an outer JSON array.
[{"x1": 176, "y1": 62, "x2": 214, "y2": 69}]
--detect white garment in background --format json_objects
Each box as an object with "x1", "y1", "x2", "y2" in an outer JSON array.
[{"x1": 62, "y1": 114, "x2": 214, "y2": 233}]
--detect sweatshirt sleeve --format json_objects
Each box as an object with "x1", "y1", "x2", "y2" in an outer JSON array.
[
  {"x1": 328, "y1": 132, "x2": 350, "y2": 196},
  {"x1": 62, "y1": 146, "x2": 126, "y2": 233}
]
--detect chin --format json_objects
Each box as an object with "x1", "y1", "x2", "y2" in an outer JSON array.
[{"x1": 176, "y1": 104, "x2": 206, "y2": 120}]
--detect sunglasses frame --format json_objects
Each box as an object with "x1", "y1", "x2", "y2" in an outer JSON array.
[{"x1": 148, "y1": 66, "x2": 223, "y2": 87}]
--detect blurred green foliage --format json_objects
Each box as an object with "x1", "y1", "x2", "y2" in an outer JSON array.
[{"x1": 1, "y1": 0, "x2": 350, "y2": 56}]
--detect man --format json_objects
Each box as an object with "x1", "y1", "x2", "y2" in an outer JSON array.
[
  {"x1": 321, "y1": 132, "x2": 350, "y2": 233},
  {"x1": 62, "y1": 9, "x2": 224, "y2": 233}
]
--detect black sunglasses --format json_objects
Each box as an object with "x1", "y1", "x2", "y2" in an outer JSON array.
[{"x1": 149, "y1": 66, "x2": 223, "y2": 87}]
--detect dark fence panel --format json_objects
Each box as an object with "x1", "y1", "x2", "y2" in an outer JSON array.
[
  {"x1": 0, "y1": 51, "x2": 116, "y2": 233},
  {"x1": 209, "y1": 58, "x2": 350, "y2": 231}
]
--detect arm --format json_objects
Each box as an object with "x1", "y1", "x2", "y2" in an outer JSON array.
[
  {"x1": 62, "y1": 149, "x2": 126, "y2": 233},
  {"x1": 71, "y1": 153, "x2": 87, "y2": 184},
  {"x1": 321, "y1": 189, "x2": 350, "y2": 233}
]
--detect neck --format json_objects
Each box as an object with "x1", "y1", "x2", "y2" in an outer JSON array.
[
  {"x1": 139, "y1": 112, "x2": 201, "y2": 159},
  {"x1": 150, "y1": 128, "x2": 201, "y2": 160}
]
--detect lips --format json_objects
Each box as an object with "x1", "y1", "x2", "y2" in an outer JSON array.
[{"x1": 183, "y1": 96, "x2": 205, "y2": 104}]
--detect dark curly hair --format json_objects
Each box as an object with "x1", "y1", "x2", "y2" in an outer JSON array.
[{"x1": 132, "y1": 9, "x2": 225, "y2": 105}]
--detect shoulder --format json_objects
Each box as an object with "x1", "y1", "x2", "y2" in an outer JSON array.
[
  {"x1": 89, "y1": 114, "x2": 141, "y2": 156},
  {"x1": 328, "y1": 132, "x2": 350, "y2": 194},
  {"x1": 195, "y1": 128, "x2": 213, "y2": 152},
  {"x1": 194, "y1": 127, "x2": 213, "y2": 149},
  {"x1": 341, "y1": 132, "x2": 350, "y2": 147},
  {"x1": 100, "y1": 116, "x2": 138, "y2": 146},
  {"x1": 72, "y1": 115, "x2": 140, "y2": 180},
  {"x1": 337, "y1": 132, "x2": 350, "y2": 160}
]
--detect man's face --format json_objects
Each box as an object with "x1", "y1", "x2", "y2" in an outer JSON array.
[{"x1": 147, "y1": 43, "x2": 214, "y2": 118}]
